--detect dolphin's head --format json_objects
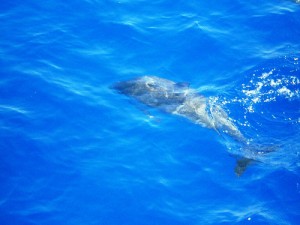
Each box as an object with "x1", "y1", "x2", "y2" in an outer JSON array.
[
  {"x1": 112, "y1": 76, "x2": 169, "y2": 97},
  {"x1": 112, "y1": 76, "x2": 190, "y2": 108}
]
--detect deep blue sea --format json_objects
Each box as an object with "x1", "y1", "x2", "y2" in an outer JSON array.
[{"x1": 1, "y1": 0, "x2": 300, "y2": 225}]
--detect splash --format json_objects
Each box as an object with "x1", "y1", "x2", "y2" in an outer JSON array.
[
  {"x1": 241, "y1": 67, "x2": 299, "y2": 113},
  {"x1": 215, "y1": 57, "x2": 299, "y2": 123}
]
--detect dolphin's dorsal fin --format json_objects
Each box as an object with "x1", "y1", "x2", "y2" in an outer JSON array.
[
  {"x1": 234, "y1": 157, "x2": 253, "y2": 177},
  {"x1": 175, "y1": 82, "x2": 190, "y2": 88}
]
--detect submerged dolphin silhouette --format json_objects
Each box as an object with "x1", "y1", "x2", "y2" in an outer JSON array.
[{"x1": 113, "y1": 76, "x2": 252, "y2": 175}]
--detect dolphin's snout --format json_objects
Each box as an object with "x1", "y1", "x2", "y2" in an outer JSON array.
[
  {"x1": 110, "y1": 81, "x2": 128, "y2": 92},
  {"x1": 111, "y1": 81, "x2": 134, "y2": 95},
  {"x1": 110, "y1": 82, "x2": 121, "y2": 91}
]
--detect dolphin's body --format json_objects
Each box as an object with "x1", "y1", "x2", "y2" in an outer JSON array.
[
  {"x1": 113, "y1": 76, "x2": 252, "y2": 175},
  {"x1": 113, "y1": 76, "x2": 245, "y2": 141}
]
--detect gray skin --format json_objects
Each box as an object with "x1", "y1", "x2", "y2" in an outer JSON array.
[{"x1": 113, "y1": 76, "x2": 251, "y2": 175}]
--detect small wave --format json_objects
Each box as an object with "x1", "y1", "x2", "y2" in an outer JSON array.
[
  {"x1": 213, "y1": 57, "x2": 300, "y2": 171},
  {"x1": 0, "y1": 104, "x2": 31, "y2": 115}
]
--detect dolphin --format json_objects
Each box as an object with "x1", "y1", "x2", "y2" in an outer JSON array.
[{"x1": 112, "y1": 76, "x2": 254, "y2": 175}]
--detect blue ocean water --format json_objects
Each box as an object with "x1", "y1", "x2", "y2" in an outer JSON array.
[{"x1": 1, "y1": 0, "x2": 300, "y2": 224}]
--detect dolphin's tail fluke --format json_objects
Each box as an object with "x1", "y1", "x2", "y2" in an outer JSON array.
[
  {"x1": 234, "y1": 144, "x2": 279, "y2": 176},
  {"x1": 234, "y1": 157, "x2": 253, "y2": 177}
]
